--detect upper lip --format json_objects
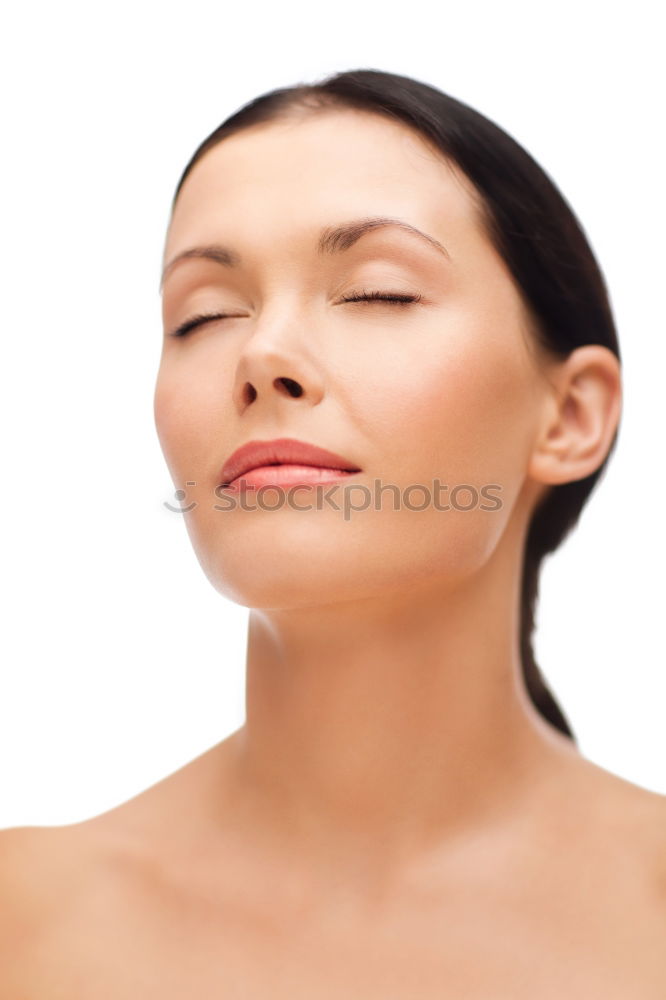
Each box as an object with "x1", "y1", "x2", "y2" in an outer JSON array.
[{"x1": 219, "y1": 437, "x2": 361, "y2": 485}]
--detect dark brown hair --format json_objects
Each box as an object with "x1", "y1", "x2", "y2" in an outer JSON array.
[{"x1": 169, "y1": 68, "x2": 622, "y2": 744}]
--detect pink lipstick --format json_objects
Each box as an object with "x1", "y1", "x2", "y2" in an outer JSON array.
[{"x1": 219, "y1": 437, "x2": 362, "y2": 491}]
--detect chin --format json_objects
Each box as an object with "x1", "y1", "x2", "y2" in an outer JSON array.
[
  {"x1": 183, "y1": 505, "x2": 369, "y2": 606},
  {"x1": 197, "y1": 551, "x2": 373, "y2": 610},
  {"x1": 183, "y1": 501, "x2": 504, "y2": 611}
]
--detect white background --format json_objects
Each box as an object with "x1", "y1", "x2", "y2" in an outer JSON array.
[{"x1": 1, "y1": 0, "x2": 664, "y2": 829}]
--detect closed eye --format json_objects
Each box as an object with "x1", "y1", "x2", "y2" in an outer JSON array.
[
  {"x1": 167, "y1": 291, "x2": 423, "y2": 338},
  {"x1": 168, "y1": 312, "x2": 240, "y2": 338},
  {"x1": 340, "y1": 290, "x2": 423, "y2": 306}
]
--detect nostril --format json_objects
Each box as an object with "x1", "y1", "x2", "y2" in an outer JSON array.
[{"x1": 276, "y1": 377, "x2": 303, "y2": 398}]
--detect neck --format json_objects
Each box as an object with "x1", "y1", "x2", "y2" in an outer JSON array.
[{"x1": 222, "y1": 524, "x2": 579, "y2": 889}]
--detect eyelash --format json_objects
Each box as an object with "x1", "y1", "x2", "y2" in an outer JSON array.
[{"x1": 168, "y1": 290, "x2": 423, "y2": 338}]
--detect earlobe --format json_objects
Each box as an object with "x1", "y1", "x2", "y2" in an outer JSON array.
[{"x1": 528, "y1": 345, "x2": 622, "y2": 487}]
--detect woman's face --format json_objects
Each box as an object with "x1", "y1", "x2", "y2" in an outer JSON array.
[{"x1": 155, "y1": 109, "x2": 552, "y2": 608}]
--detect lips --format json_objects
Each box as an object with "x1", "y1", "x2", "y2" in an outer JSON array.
[{"x1": 219, "y1": 437, "x2": 362, "y2": 489}]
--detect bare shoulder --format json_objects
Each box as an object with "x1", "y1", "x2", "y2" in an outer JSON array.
[
  {"x1": 560, "y1": 753, "x2": 666, "y2": 903},
  {"x1": 623, "y1": 781, "x2": 666, "y2": 894},
  {"x1": 0, "y1": 825, "x2": 71, "y2": 924},
  {"x1": 593, "y1": 762, "x2": 666, "y2": 847},
  {"x1": 0, "y1": 826, "x2": 74, "y2": 992},
  {"x1": 0, "y1": 824, "x2": 102, "y2": 940},
  {"x1": 0, "y1": 739, "x2": 232, "y2": 955},
  {"x1": 0, "y1": 818, "x2": 157, "y2": 909},
  {"x1": 0, "y1": 821, "x2": 149, "y2": 996}
]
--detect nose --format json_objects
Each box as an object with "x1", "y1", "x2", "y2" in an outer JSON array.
[{"x1": 231, "y1": 307, "x2": 326, "y2": 415}]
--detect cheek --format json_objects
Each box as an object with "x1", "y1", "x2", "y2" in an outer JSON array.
[
  {"x1": 324, "y1": 315, "x2": 540, "y2": 582},
  {"x1": 153, "y1": 362, "x2": 222, "y2": 482},
  {"x1": 352, "y1": 313, "x2": 538, "y2": 490}
]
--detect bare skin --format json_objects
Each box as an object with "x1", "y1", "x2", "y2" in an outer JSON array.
[
  {"x1": 2, "y1": 109, "x2": 664, "y2": 996},
  {"x1": 2, "y1": 741, "x2": 666, "y2": 998}
]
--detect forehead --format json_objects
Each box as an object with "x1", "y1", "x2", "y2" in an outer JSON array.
[{"x1": 164, "y1": 110, "x2": 483, "y2": 264}]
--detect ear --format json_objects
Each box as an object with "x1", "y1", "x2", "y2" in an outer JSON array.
[{"x1": 528, "y1": 345, "x2": 622, "y2": 487}]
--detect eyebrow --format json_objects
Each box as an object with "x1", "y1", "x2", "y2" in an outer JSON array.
[{"x1": 159, "y1": 216, "x2": 450, "y2": 291}]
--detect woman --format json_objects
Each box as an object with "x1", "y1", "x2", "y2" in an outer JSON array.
[{"x1": 2, "y1": 68, "x2": 665, "y2": 996}]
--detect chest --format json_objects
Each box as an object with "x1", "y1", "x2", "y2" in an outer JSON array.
[{"x1": 18, "y1": 877, "x2": 666, "y2": 999}]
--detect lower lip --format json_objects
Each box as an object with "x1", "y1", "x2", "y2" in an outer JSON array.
[{"x1": 222, "y1": 464, "x2": 361, "y2": 491}]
